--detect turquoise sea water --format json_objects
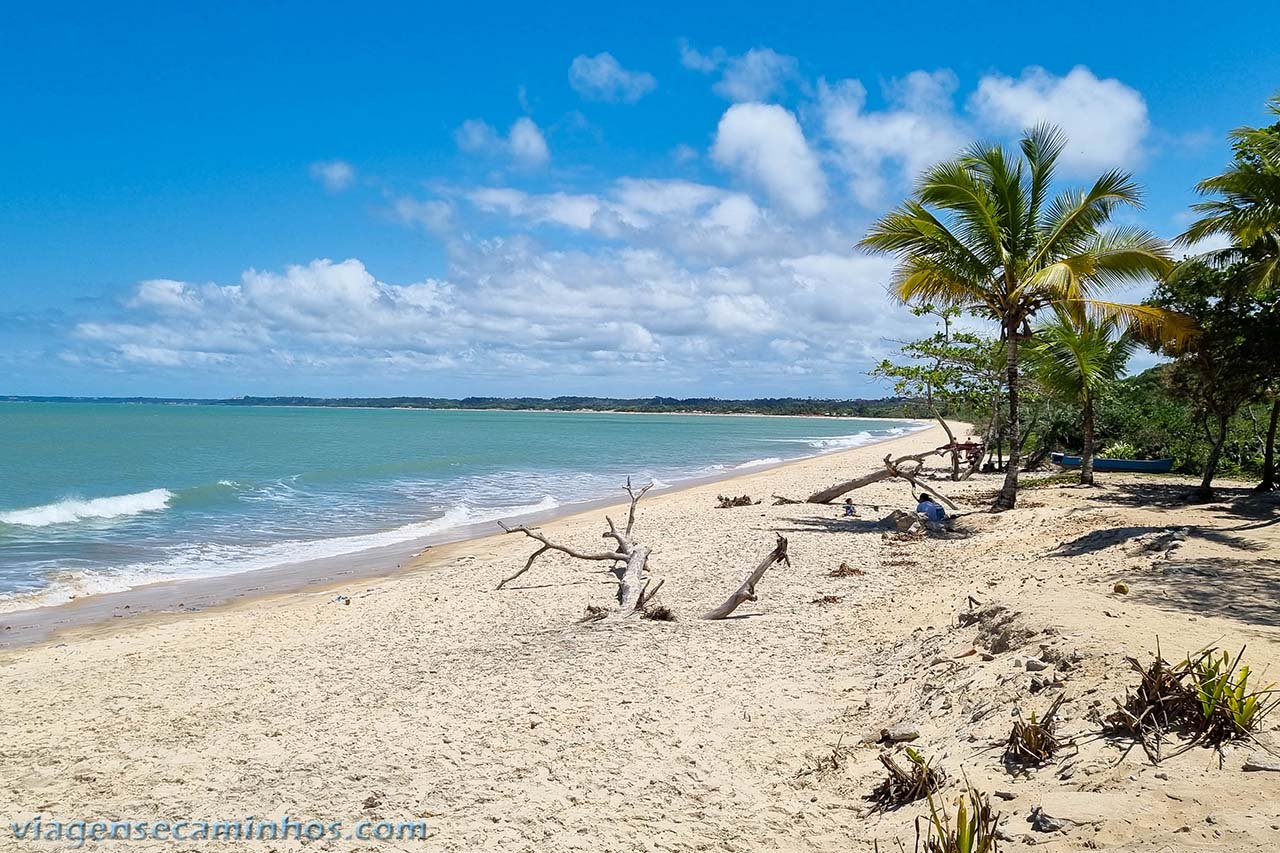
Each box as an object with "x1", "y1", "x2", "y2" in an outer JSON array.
[{"x1": 0, "y1": 402, "x2": 920, "y2": 610}]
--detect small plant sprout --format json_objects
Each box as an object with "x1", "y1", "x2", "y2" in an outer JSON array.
[
  {"x1": 1189, "y1": 647, "x2": 1278, "y2": 744},
  {"x1": 916, "y1": 785, "x2": 1001, "y2": 853}
]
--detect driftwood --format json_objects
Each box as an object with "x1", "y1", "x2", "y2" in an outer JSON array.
[
  {"x1": 702, "y1": 534, "x2": 790, "y2": 620},
  {"x1": 805, "y1": 451, "x2": 958, "y2": 510},
  {"x1": 497, "y1": 478, "x2": 653, "y2": 601},
  {"x1": 716, "y1": 494, "x2": 760, "y2": 508},
  {"x1": 498, "y1": 479, "x2": 788, "y2": 623}
]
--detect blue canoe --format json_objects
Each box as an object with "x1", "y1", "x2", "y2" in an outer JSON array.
[{"x1": 1051, "y1": 452, "x2": 1174, "y2": 473}]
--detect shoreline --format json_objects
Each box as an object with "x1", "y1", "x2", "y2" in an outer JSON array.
[{"x1": 0, "y1": 422, "x2": 941, "y2": 652}]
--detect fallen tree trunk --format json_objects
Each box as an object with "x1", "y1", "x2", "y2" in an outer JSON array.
[
  {"x1": 703, "y1": 534, "x2": 790, "y2": 620},
  {"x1": 805, "y1": 451, "x2": 954, "y2": 507}
]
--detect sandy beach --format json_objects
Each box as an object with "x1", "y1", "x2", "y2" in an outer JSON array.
[{"x1": 3, "y1": 422, "x2": 1279, "y2": 851}]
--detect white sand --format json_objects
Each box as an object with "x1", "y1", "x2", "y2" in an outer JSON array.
[{"x1": 2, "y1": 423, "x2": 1279, "y2": 851}]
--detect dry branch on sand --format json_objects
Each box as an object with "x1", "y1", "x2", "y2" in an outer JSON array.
[
  {"x1": 806, "y1": 452, "x2": 959, "y2": 509},
  {"x1": 1004, "y1": 694, "x2": 1066, "y2": 767},
  {"x1": 497, "y1": 479, "x2": 790, "y2": 622},
  {"x1": 866, "y1": 747, "x2": 945, "y2": 812},
  {"x1": 829, "y1": 561, "x2": 866, "y2": 577}
]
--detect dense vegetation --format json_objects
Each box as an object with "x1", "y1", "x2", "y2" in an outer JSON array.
[{"x1": 3, "y1": 394, "x2": 917, "y2": 418}]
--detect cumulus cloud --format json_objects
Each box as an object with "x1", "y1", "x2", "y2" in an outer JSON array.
[
  {"x1": 714, "y1": 48, "x2": 799, "y2": 102},
  {"x1": 71, "y1": 234, "x2": 922, "y2": 392},
  {"x1": 712, "y1": 103, "x2": 826, "y2": 218},
  {"x1": 454, "y1": 117, "x2": 550, "y2": 167},
  {"x1": 507, "y1": 117, "x2": 550, "y2": 167},
  {"x1": 309, "y1": 160, "x2": 356, "y2": 192},
  {"x1": 969, "y1": 65, "x2": 1150, "y2": 171},
  {"x1": 817, "y1": 71, "x2": 969, "y2": 206},
  {"x1": 568, "y1": 53, "x2": 657, "y2": 103},
  {"x1": 680, "y1": 41, "x2": 799, "y2": 103}
]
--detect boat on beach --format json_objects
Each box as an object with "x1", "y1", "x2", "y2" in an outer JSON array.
[{"x1": 1050, "y1": 452, "x2": 1174, "y2": 473}]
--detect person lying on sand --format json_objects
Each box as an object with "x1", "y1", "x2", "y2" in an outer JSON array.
[{"x1": 915, "y1": 493, "x2": 947, "y2": 523}]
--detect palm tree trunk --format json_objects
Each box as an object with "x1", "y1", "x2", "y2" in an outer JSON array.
[
  {"x1": 1080, "y1": 395, "x2": 1096, "y2": 487},
  {"x1": 1196, "y1": 412, "x2": 1230, "y2": 502},
  {"x1": 1256, "y1": 397, "x2": 1279, "y2": 492},
  {"x1": 994, "y1": 330, "x2": 1021, "y2": 510}
]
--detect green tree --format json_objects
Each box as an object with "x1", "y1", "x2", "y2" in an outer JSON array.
[
  {"x1": 1148, "y1": 262, "x2": 1271, "y2": 499},
  {"x1": 871, "y1": 305, "x2": 1002, "y2": 479},
  {"x1": 1024, "y1": 311, "x2": 1137, "y2": 485},
  {"x1": 860, "y1": 125, "x2": 1190, "y2": 509},
  {"x1": 1178, "y1": 94, "x2": 1280, "y2": 490}
]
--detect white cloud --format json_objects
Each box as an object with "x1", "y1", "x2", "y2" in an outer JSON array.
[
  {"x1": 714, "y1": 48, "x2": 799, "y2": 102},
  {"x1": 969, "y1": 65, "x2": 1150, "y2": 172},
  {"x1": 678, "y1": 38, "x2": 724, "y2": 72},
  {"x1": 392, "y1": 197, "x2": 453, "y2": 233},
  {"x1": 309, "y1": 160, "x2": 356, "y2": 192},
  {"x1": 679, "y1": 42, "x2": 799, "y2": 103},
  {"x1": 454, "y1": 119, "x2": 500, "y2": 153},
  {"x1": 712, "y1": 103, "x2": 826, "y2": 218},
  {"x1": 568, "y1": 53, "x2": 657, "y2": 103},
  {"x1": 817, "y1": 71, "x2": 968, "y2": 206},
  {"x1": 72, "y1": 236, "x2": 928, "y2": 393},
  {"x1": 454, "y1": 117, "x2": 550, "y2": 168},
  {"x1": 507, "y1": 117, "x2": 550, "y2": 167},
  {"x1": 57, "y1": 60, "x2": 1164, "y2": 395}
]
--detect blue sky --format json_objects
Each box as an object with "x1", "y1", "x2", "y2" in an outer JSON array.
[{"x1": 2, "y1": 2, "x2": 1277, "y2": 398}]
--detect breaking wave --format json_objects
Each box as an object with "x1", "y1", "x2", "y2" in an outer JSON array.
[{"x1": 0, "y1": 489, "x2": 174, "y2": 528}]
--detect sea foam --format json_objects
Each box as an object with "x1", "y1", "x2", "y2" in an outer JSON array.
[
  {"x1": 0, "y1": 489, "x2": 174, "y2": 528},
  {"x1": 0, "y1": 494, "x2": 561, "y2": 612}
]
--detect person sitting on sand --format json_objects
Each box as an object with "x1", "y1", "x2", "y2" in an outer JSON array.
[
  {"x1": 842, "y1": 498, "x2": 858, "y2": 517},
  {"x1": 916, "y1": 493, "x2": 947, "y2": 523}
]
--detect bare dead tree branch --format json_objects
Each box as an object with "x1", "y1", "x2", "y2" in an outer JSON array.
[
  {"x1": 495, "y1": 521, "x2": 626, "y2": 589},
  {"x1": 623, "y1": 476, "x2": 652, "y2": 539},
  {"x1": 703, "y1": 534, "x2": 790, "y2": 620}
]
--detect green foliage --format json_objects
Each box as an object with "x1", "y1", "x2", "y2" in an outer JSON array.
[
  {"x1": 1025, "y1": 311, "x2": 1137, "y2": 407},
  {"x1": 1178, "y1": 93, "x2": 1280, "y2": 292},
  {"x1": 1190, "y1": 649, "x2": 1277, "y2": 741},
  {"x1": 860, "y1": 123, "x2": 1186, "y2": 508},
  {"x1": 1100, "y1": 440, "x2": 1138, "y2": 459},
  {"x1": 917, "y1": 786, "x2": 1001, "y2": 853},
  {"x1": 1148, "y1": 261, "x2": 1277, "y2": 489},
  {"x1": 1106, "y1": 644, "x2": 1278, "y2": 762},
  {"x1": 871, "y1": 305, "x2": 1002, "y2": 427}
]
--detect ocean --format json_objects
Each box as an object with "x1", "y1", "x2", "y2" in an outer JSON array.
[{"x1": 0, "y1": 402, "x2": 921, "y2": 611}]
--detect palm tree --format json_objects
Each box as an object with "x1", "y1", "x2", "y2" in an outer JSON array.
[
  {"x1": 1025, "y1": 311, "x2": 1137, "y2": 486},
  {"x1": 1177, "y1": 94, "x2": 1280, "y2": 292},
  {"x1": 860, "y1": 125, "x2": 1191, "y2": 509}
]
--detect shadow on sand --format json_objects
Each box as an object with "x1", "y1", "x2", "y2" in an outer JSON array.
[
  {"x1": 1115, "y1": 557, "x2": 1280, "y2": 629},
  {"x1": 1052, "y1": 524, "x2": 1266, "y2": 557}
]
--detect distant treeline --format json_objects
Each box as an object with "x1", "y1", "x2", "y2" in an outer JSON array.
[{"x1": 2, "y1": 394, "x2": 920, "y2": 418}]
